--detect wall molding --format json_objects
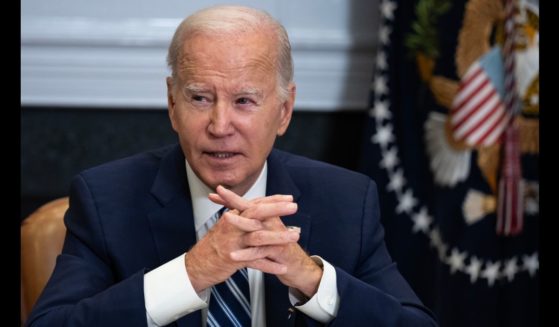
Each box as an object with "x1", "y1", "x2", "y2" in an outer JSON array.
[{"x1": 22, "y1": 17, "x2": 376, "y2": 111}]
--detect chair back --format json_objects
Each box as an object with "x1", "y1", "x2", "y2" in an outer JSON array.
[{"x1": 21, "y1": 197, "x2": 69, "y2": 324}]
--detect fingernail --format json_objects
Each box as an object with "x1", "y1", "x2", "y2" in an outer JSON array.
[
  {"x1": 287, "y1": 226, "x2": 301, "y2": 233},
  {"x1": 287, "y1": 203, "x2": 298, "y2": 210}
]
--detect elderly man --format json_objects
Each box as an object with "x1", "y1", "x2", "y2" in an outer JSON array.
[{"x1": 27, "y1": 5, "x2": 437, "y2": 327}]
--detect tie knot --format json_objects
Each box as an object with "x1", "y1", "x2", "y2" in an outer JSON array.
[
  {"x1": 210, "y1": 207, "x2": 228, "y2": 225},
  {"x1": 216, "y1": 207, "x2": 228, "y2": 218}
]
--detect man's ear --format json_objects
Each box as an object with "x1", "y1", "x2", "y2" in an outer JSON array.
[
  {"x1": 166, "y1": 76, "x2": 179, "y2": 132},
  {"x1": 277, "y1": 83, "x2": 296, "y2": 136}
]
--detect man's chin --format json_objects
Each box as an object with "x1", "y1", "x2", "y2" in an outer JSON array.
[
  {"x1": 210, "y1": 176, "x2": 255, "y2": 196},
  {"x1": 201, "y1": 173, "x2": 241, "y2": 192}
]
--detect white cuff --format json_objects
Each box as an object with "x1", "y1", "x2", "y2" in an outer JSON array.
[
  {"x1": 144, "y1": 253, "x2": 208, "y2": 326},
  {"x1": 288, "y1": 256, "x2": 339, "y2": 323}
]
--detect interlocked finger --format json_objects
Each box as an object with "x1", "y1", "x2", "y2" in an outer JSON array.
[
  {"x1": 231, "y1": 245, "x2": 285, "y2": 261},
  {"x1": 210, "y1": 185, "x2": 295, "y2": 213},
  {"x1": 243, "y1": 229, "x2": 300, "y2": 247},
  {"x1": 241, "y1": 202, "x2": 297, "y2": 220},
  {"x1": 223, "y1": 211, "x2": 264, "y2": 232}
]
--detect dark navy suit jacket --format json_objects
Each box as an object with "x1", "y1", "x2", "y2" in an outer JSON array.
[{"x1": 27, "y1": 144, "x2": 437, "y2": 326}]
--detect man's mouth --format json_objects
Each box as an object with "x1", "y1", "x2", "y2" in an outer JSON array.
[{"x1": 206, "y1": 152, "x2": 238, "y2": 159}]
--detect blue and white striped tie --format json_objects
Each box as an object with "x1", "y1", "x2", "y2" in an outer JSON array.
[{"x1": 207, "y1": 208, "x2": 251, "y2": 327}]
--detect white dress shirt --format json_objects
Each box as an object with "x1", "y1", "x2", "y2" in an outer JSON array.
[{"x1": 144, "y1": 160, "x2": 340, "y2": 326}]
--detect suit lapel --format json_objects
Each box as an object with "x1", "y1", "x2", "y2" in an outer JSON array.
[
  {"x1": 147, "y1": 145, "x2": 202, "y2": 326},
  {"x1": 265, "y1": 150, "x2": 311, "y2": 327}
]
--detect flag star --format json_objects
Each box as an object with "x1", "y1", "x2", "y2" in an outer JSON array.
[
  {"x1": 465, "y1": 256, "x2": 482, "y2": 283},
  {"x1": 371, "y1": 124, "x2": 394, "y2": 147},
  {"x1": 380, "y1": 147, "x2": 399, "y2": 170},
  {"x1": 380, "y1": 0, "x2": 397, "y2": 20},
  {"x1": 522, "y1": 253, "x2": 539, "y2": 277},
  {"x1": 429, "y1": 228, "x2": 442, "y2": 248},
  {"x1": 396, "y1": 189, "x2": 417, "y2": 214},
  {"x1": 411, "y1": 207, "x2": 432, "y2": 233},
  {"x1": 376, "y1": 51, "x2": 388, "y2": 70},
  {"x1": 369, "y1": 99, "x2": 391, "y2": 120},
  {"x1": 379, "y1": 26, "x2": 392, "y2": 45},
  {"x1": 437, "y1": 242, "x2": 448, "y2": 261},
  {"x1": 372, "y1": 75, "x2": 388, "y2": 95},
  {"x1": 481, "y1": 261, "x2": 501, "y2": 287},
  {"x1": 387, "y1": 169, "x2": 405, "y2": 192},
  {"x1": 502, "y1": 257, "x2": 519, "y2": 281},
  {"x1": 447, "y1": 248, "x2": 467, "y2": 274}
]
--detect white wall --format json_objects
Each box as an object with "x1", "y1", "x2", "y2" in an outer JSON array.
[{"x1": 21, "y1": 0, "x2": 379, "y2": 111}]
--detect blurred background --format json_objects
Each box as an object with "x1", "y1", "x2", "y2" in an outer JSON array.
[{"x1": 21, "y1": 0, "x2": 539, "y2": 326}]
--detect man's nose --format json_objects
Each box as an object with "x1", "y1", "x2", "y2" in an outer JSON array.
[{"x1": 207, "y1": 102, "x2": 234, "y2": 137}]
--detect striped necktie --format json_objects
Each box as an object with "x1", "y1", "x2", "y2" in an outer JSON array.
[{"x1": 206, "y1": 208, "x2": 252, "y2": 327}]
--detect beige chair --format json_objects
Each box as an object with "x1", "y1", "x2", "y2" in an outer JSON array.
[{"x1": 21, "y1": 197, "x2": 69, "y2": 324}]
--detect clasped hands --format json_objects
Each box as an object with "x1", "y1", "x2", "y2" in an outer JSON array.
[{"x1": 185, "y1": 185, "x2": 322, "y2": 298}]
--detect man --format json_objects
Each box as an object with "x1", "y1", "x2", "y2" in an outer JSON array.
[{"x1": 27, "y1": 5, "x2": 438, "y2": 327}]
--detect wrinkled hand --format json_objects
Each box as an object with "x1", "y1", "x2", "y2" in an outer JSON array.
[
  {"x1": 210, "y1": 185, "x2": 323, "y2": 298},
  {"x1": 186, "y1": 187, "x2": 300, "y2": 293}
]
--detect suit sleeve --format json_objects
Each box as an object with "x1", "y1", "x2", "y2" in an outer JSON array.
[
  {"x1": 25, "y1": 174, "x2": 149, "y2": 327},
  {"x1": 305, "y1": 181, "x2": 438, "y2": 327}
]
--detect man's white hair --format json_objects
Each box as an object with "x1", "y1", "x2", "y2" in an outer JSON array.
[{"x1": 167, "y1": 5, "x2": 294, "y2": 100}]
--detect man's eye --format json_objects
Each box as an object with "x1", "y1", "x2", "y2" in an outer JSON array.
[
  {"x1": 236, "y1": 97, "x2": 253, "y2": 105},
  {"x1": 192, "y1": 95, "x2": 208, "y2": 102}
]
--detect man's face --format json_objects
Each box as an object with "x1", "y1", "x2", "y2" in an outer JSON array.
[{"x1": 167, "y1": 31, "x2": 295, "y2": 195}]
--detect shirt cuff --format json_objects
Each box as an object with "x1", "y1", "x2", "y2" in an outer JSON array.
[
  {"x1": 288, "y1": 256, "x2": 339, "y2": 323},
  {"x1": 144, "y1": 253, "x2": 208, "y2": 326}
]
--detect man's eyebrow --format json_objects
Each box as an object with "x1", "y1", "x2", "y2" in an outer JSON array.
[
  {"x1": 236, "y1": 88, "x2": 263, "y2": 98},
  {"x1": 183, "y1": 84, "x2": 210, "y2": 93}
]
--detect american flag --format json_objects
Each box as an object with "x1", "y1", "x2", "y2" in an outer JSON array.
[{"x1": 450, "y1": 48, "x2": 510, "y2": 147}]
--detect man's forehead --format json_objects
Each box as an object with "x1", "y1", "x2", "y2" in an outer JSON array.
[
  {"x1": 177, "y1": 51, "x2": 277, "y2": 88},
  {"x1": 181, "y1": 31, "x2": 276, "y2": 62},
  {"x1": 178, "y1": 49, "x2": 276, "y2": 75}
]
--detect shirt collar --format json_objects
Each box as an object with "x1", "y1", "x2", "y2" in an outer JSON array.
[{"x1": 185, "y1": 160, "x2": 268, "y2": 232}]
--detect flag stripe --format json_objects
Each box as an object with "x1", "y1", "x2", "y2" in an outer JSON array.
[
  {"x1": 453, "y1": 90, "x2": 499, "y2": 139},
  {"x1": 452, "y1": 74, "x2": 491, "y2": 121},
  {"x1": 451, "y1": 80, "x2": 494, "y2": 128},
  {"x1": 463, "y1": 100, "x2": 506, "y2": 144},
  {"x1": 452, "y1": 63, "x2": 484, "y2": 106},
  {"x1": 481, "y1": 110, "x2": 509, "y2": 146}
]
